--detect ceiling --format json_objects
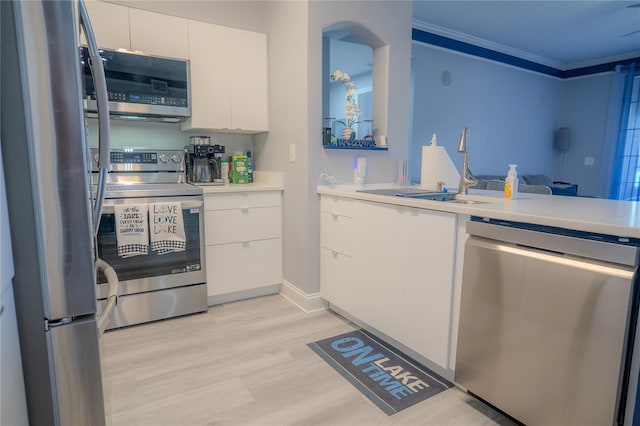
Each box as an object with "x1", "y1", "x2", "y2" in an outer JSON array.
[{"x1": 412, "y1": 0, "x2": 640, "y2": 69}]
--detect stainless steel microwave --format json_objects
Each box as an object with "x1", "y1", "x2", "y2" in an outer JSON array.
[{"x1": 80, "y1": 47, "x2": 190, "y2": 122}]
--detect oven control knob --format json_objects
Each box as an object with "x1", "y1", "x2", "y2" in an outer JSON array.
[
  {"x1": 170, "y1": 154, "x2": 181, "y2": 163},
  {"x1": 93, "y1": 153, "x2": 100, "y2": 164},
  {"x1": 158, "y1": 154, "x2": 168, "y2": 163}
]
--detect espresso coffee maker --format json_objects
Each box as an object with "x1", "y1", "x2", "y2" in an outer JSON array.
[{"x1": 185, "y1": 141, "x2": 226, "y2": 185}]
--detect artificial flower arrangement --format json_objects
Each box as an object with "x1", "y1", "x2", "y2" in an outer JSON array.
[{"x1": 330, "y1": 70, "x2": 361, "y2": 131}]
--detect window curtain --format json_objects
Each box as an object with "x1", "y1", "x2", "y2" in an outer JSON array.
[
  {"x1": 603, "y1": 63, "x2": 636, "y2": 199},
  {"x1": 600, "y1": 66, "x2": 625, "y2": 198}
]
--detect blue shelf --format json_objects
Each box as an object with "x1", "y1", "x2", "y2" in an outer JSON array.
[
  {"x1": 323, "y1": 145, "x2": 388, "y2": 151},
  {"x1": 323, "y1": 137, "x2": 388, "y2": 151}
]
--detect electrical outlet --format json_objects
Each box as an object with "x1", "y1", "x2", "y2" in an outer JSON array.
[
  {"x1": 584, "y1": 157, "x2": 595, "y2": 166},
  {"x1": 289, "y1": 144, "x2": 296, "y2": 162}
]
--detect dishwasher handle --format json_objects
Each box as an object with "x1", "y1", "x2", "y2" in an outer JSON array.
[{"x1": 467, "y1": 220, "x2": 639, "y2": 267}]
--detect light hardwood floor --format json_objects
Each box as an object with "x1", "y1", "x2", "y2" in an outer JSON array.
[{"x1": 101, "y1": 294, "x2": 517, "y2": 426}]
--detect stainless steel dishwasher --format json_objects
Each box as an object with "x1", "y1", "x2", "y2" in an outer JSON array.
[{"x1": 456, "y1": 217, "x2": 640, "y2": 426}]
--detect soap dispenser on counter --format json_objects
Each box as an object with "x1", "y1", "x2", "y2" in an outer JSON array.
[{"x1": 504, "y1": 164, "x2": 518, "y2": 199}]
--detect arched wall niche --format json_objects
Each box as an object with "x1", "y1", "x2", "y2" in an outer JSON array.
[{"x1": 322, "y1": 21, "x2": 389, "y2": 144}]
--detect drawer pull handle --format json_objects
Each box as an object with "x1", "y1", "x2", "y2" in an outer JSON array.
[
  {"x1": 241, "y1": 207, "x2": 249, "y2": 213},
  {"x1": 242, "y1": 240, "x2": 250, "y2": 246},
  {"x1": 331, "y1": 213, "x2": 338, "y2": 219}
]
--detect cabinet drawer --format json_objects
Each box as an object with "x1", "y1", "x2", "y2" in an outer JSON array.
[
  {"x1": 205, "y1": 191, "x2": 281, "y2": 211},
  {"x1": 320, "y1": 211, "x2": 353, "y2": 257},
  {"x1": 206, "y1": 238, "x2": 282, "y2": 296},
  {"x1": 321, "y1": 195, "x2": 354, "y2": 218},
  {"x1": 205, "y1": 206, "x2": 281, "y2": 245},
  {"x1": 320, "y1": 247, "x2": 354, "y2": 305}
]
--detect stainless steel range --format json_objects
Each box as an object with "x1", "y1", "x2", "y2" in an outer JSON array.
[{"x1": 91, "y1": 148, "x2": 207, "y2": 329}]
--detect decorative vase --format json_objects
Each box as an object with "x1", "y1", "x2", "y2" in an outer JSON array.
[{"x1": 342, "y1": 127, "x2": 355, "y2": 140}]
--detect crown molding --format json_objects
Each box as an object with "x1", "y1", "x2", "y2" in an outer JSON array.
[
  {"x1": 565, "y1": 51, "x2": 640, "y2": 71},
  {"x1": 412, "y1": 19, "x2": 640, "y2": 79},
  {"x1": 411, "y1": 19, "x2": 565, "y2": 70}
]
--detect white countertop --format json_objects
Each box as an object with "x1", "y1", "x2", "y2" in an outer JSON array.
[
  {"x1": 198, "y1": 182, "x2": 283, "y2": 194},
  {"x1": 317, "y1": 184, "x2": 640, "y2": 239},
  {"x1": 197, "y1": 171, "x2": 283, "y2": 194}
]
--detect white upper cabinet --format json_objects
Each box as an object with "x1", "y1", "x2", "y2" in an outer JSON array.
[
  {"x1": 184, "y1": 20, "x2": 232, "y2": 131},
  {"x1": 182, "y1": 21, "x2": 269, "y2": 133},
  {"x1": 129, "y1": 9, "x2": 189, "y2": 59},
  {"x1": 228, "y1": 29, "x2": 269, "y2": 132},
  {"x1": 82, "y1": 2, "x2": 189, "y2": 60},
  {"x1": 81, "y1": 1, "x2": 130, "y2": 51}
]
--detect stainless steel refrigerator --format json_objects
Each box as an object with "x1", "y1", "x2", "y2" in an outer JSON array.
[{"x1": 1, "y1": 1, "x2": 113, "y2": 424}]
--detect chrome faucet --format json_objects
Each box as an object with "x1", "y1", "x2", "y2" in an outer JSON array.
[{"x1": 457, "y1": 127, "x2": 477, "y2": 194}]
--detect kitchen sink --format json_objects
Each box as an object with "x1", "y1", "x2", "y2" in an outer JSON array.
[
  {"x1": 356, "y1": 188, "x2": 493, "y2": 204},
  {"x1": 445, "y1": 199, "x2": 490, "y2": 205},
  {"x1": 356, "y1": 188, "x2": 455, "y2": 201}
]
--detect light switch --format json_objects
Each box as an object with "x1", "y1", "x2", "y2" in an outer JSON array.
[
  {"x1": 584, "y1": 157, "x2": 595, "y2": 166},
  {"x1": 289, "y1": 144, "x2": 296, "y2": 163}
]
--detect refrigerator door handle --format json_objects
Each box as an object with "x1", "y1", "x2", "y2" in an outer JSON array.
[
  {"x1": 95, "y1": 258, "x2": 118, "y2": 336},
  {"x1": 78, "y1": 0, "x2": 110, "y2": 235}
]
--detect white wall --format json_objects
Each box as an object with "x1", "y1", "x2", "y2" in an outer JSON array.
[
  {"x1": 258, "y1": 1, "x2": 311, "y2": 294},
  {"x1": 312, "y1": 2, "x2": 413, "y2": 187},
  {"x1": 86, "y1": 119, "x2": 253, "y2": 153},
  {"x1": 558, "y1": 73, "x2": 612, "y2": 197},
  {"x1": 411, "y1": 43, "x2": 562, "y2": 184}
]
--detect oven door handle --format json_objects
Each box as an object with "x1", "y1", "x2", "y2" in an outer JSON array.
[{"x1": 100, "y1": 199, "x2": 204, "y2": 214}]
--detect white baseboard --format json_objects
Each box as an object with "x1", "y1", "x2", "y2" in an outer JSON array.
[
  {"x1": 279, "y1": 280, "x2": 326, "y2": 313},
  {"x1": 207, "y1": 284, "x2": 280, "y2": 306}
]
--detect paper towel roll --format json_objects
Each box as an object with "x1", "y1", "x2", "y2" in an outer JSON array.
[{"x1": 419, "y1": 145, "x2": 460, "y2": 191}]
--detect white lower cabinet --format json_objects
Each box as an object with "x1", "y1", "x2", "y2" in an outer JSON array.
[
  {"x1": 320, "y1": 196, "x2": 356, "y2": 313},
  {"x1": 204, "y1": 191, "x2": 282, "y2": 303},
  {"x1": 206, "y1": 239, "x2": 281, "y2": 296},
  {"x1": 320, "y1": 195, "x2": 457, "y2": 370}
]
